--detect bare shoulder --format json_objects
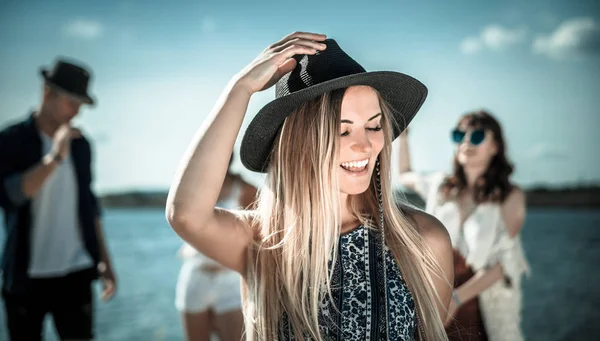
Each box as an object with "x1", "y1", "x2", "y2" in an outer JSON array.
[
  {"x1": 399, "y1": 203, "x2": 454, "y2": 278},
  {"x1": 398, "y1": 204, "x2": 454, "y2": 316},
  {"x1": 504, "y1": 186, "x2": 526, "y2": 207},
  {"x1": 400, "y1": 204, "x2": 451, "y2": 251},
  {"x1": 501, "y1": 186, "x2": 527, "y2": 238}
]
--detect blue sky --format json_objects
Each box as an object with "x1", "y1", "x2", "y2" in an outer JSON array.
[{"x1": 1, "y1": 0, "x2": 599, "y2": 193}]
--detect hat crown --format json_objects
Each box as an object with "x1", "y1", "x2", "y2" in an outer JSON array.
[
  {"x1": 275, "y1": 39, "x2": 366, "y2": 98},
  {"x1": 46, "y1": 60, "x2": 89, "y2": 89},
  {"x1": 41, "y1": 59, "x2": 93, "y2": 104}
]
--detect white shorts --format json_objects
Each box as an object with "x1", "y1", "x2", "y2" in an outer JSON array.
[{"x1": 175, "y1": 261, "x2": 242, "y2": 314}]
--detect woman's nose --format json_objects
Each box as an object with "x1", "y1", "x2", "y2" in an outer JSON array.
[{"x1": 351, "y1": 132, "x2": 372, "y2": 153}]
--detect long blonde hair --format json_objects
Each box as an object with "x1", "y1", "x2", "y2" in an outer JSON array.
[{"x1": 242, "y1": 87, "x2": 449, "y2": 340}]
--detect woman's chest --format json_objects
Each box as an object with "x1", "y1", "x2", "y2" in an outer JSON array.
[
  {"x1": 433, "y1": 200, "x2": 502, "y2": 255},
  {"x1": 321, "y1": 228, "x2": 417, "y2": 340}
]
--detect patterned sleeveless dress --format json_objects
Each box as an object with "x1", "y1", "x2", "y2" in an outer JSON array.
[{"x1": 281, "y1": 225, "x2": 418, "y2": 340}]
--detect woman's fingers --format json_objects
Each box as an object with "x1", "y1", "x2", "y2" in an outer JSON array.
[
  {"x1": 271, "y1": 37, "x2": 327, "y2": 53},
  {"x1": 267, "y1": 31, "x2": 326, "y2": 51}
]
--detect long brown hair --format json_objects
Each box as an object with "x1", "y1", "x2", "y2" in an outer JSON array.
[{"x1": 441, "y1": 110, "x2": 514, "y2": 203}]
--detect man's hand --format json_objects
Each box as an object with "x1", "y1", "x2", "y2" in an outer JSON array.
[
  {"x1": 98, "y1": 262, "x2": 117, "y2": 301},
  {"x1": 50, "y1": 124, "x2": 81, "y2": 161}
]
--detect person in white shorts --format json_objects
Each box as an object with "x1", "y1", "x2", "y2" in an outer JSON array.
[{"x1": 175, "y1": 155, "x2": 257, "y2": 341}]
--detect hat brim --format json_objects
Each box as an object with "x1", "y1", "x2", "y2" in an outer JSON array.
[
  {"x1": 41, "y1": 69, "x2": 95, "y2": 105},
  {"x1": 240, "y1": 71, "x2": 427, "y2": 173}
]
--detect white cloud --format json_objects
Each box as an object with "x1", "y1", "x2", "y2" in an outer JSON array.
[
  {"x1": 481, "y1": 25, "x2": 527, "y2": 50},
  {"x1": 533, "y1": 17, "x2": 600, "y2": 60},
  {"x1": 62, "y1": 19, "x2": 104, "y2": 39},
  {"x1": 460, "y1": 25, "x2": 527, "y2": 54},
  {"x1": 201, "y1": 17, "x2": 216, "y2": 33}
]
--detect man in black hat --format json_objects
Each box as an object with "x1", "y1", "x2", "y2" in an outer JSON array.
[{"x1": 0, "y1": 58, "x2": 116, "y2": 340}]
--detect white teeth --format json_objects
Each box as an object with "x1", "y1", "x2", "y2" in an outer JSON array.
[{"x1": 341, "y1": 159, "x2": 369, "y2": 169}]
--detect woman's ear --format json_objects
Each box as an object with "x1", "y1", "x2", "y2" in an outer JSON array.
[
  {"x1": 491, "y1": 140, "x2": 499, "y2": 156},
  {"x1": 488, "y1": 131, "x2": 499, "y2": 157}
]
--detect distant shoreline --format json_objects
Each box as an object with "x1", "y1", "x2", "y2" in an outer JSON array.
[{"x1": 99, "y1": 186, "x2": 600, "y2": 209}]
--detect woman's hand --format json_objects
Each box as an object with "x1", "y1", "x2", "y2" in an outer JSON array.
[{"x1": 234, "y1": 31, "x2": 327, "y2": 94}]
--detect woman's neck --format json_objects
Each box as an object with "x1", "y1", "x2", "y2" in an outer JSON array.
[
  {"x1": 339, "y1": 192, "x2": 360, "y2": 234},
  {"x1": 463, "y1": 164, "x2": 487, "y2": 189}
]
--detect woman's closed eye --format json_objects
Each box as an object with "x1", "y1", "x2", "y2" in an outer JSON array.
[{"x1": 341, "y1": 126, "x2": 382, "y2": 136}]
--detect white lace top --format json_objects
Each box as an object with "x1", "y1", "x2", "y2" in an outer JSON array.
[{"x1": 413, "y1": 172, "x2": 531, "y2": 341}]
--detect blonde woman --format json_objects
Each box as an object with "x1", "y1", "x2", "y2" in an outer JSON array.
[
  {"x1": 398, "y1": 110, "x2": 530, "y2": 341},
  {"x1": 166, "y1": 32, "x2": 454, "y2": 340}
]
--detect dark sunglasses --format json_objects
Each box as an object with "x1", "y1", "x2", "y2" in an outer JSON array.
[{"x1": 451, "y1": 129, "x2": 485, "y2": 146}]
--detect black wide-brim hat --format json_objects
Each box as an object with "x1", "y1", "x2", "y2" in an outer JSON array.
[
  {"x1": 40, "y1": 59, "x2": 95, "y2": 105},
  {"x1": 240, "y1": 38, "x2": 427, "y2": 173}
]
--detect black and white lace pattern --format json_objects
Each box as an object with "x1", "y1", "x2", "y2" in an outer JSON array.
[
  {"x1": 281, "y1": 225, "x2": 416, "y2": 340},
  {"x1": 384, "y1": 244, "x2": 417, "y2": 340}
]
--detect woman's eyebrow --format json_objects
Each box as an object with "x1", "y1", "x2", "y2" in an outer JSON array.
[{"x1": 341, "y1": 113, "x2": 382, "y2": 124}]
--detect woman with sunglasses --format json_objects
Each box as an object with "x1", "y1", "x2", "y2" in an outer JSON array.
[{"x1": 398, "y1": 110, "x2": 530, "y2": 341}]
